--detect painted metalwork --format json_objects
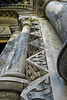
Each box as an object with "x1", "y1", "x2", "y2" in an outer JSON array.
[{"x1": 45, "y1": 1, "x2": 67, "y2": 41}]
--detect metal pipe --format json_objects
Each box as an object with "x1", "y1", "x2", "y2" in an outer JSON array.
[
  {"x1": 45, "y1": 1, "x2": 67, "y2": 42},
  {"x1": 44, "y1": 1, "x2": 67, "y2": 81}
]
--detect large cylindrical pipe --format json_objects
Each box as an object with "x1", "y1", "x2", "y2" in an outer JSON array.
[
  {"x1": 44, "y1": 1, "x2": 67, "y2": 81},
  {"x1": 45, "y1": 1, "x2": 67, "y2": 42}
]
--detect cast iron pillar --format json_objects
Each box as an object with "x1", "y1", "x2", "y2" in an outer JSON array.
[
  {"x1": 1, "y1": 20, "x2": 31, "y2": 77},
  {"x1": 0, "y1": 19, "x2": 31, "y2": 100}
]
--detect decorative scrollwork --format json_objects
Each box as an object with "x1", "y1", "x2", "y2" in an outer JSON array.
[
  {"x1": 0, "y1": 10, "x2": 19, "y2": 25},
  {"x1": 29, "y1": 34, "x2": 39, "y2": 42},
  {"x1": 29, "y1": 50, "x2": 48, "y2": 70},
  {"x1": 28, "y1": 75, "x2": 54, "y2": 100},
  {"x1": 0, "y1": 0, "x2": 33, "y2": 5},
  {"x1": 0, "y1": 0, "x2": 33, "y2": 10},
  {"x1": 0, "y1": 26, "x2": 11, "y2": 38},
  {"x1": 26, "y1": 50, "x2": 48, "y2": 81},
  {"x1": 29, "y1": 38, "x2": 44, "y2": 49},
  {"x1": 21, "y1": 74, "x2": 54, "y2": 100},
  {"x1": 28, "y1": 44, "x2": 43, "y2": 57},
  {"x1": 0, "y1": 27, "x2": 5, "y2": 33}
]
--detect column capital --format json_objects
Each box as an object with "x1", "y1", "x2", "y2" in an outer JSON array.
[{"x1": 22, "y1": 20, "x2": 32, "y2": 27}]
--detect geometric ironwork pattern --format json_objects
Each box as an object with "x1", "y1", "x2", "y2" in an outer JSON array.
[
  {"x1": 23, "y1": 18, "x2": 54, "y2": 100},
  {"x1": 0, "y1": 10, "x2": 19, "y2": 25},
  {"x1": 0, "y1": 0, "x2": 33, "y2": 10},
  {"x1": 26, "y1": 50, "x2": 48, "y2": 81},
  {"x1": 0, "y1": 26, "x2": 11, "y2": 37},
  {"x1": 21, "y1": 74, "x2": 54, "y2": 100},
  {"x1": 27, "y1": 50, "x2": 48, "y2": 71},
  {"x1": 28, "y1": 38, "x2": 44, "y2": 57},
  {"x1": 0, "y1": 16, "x2": 54, "y2": 100},
  {"x1": 28, "y1": 74, "x2": 54, "y2": 100}
]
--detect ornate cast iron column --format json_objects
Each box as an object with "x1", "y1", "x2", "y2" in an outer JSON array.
[
  {"x1": 0, "y1": 19, "x2": 31, "y2": 100},
  {"x1": 1, "y1": 19, "x2": 31, "y2": 77}
]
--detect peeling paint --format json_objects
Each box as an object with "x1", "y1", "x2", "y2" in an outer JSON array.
[
  {"x1": 46, "y1": 1, "x2": 63, "y2": 14},
  {"x1": 45, "y1": 1, "x2": 67, "y2": 41},
  {"x1": 55, "y1": 20, "x2": 61, "y2": 31}
]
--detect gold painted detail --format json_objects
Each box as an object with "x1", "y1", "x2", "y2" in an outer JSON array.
[{"x1": 0, "y1": 40, "x2": 8, "y2": 43}]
